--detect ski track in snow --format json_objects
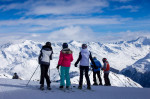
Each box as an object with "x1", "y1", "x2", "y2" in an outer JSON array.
[{"x1": 0, "y1": 78, "x2": 150, "y2": 99}]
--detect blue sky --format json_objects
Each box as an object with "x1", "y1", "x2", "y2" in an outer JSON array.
[{"x1": 0, "y1": 0, "x2": 150, "y2": 42}]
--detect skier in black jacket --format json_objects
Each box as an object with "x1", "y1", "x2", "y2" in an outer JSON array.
[{"x1": 38, "y1": 42, "x2": 53, "y2": 90}]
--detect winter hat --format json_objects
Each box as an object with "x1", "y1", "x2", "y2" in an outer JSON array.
[
  {"x1": 82, "y1": 44, "x2": 87, "y2": 49},
  {"x1": 102, "y1": 58, "x2": 107, "y2": 62},
  {"x1": 46, "y1": 42, "x2": 51, "y2": 46},
  {"x1": 62, "y1": 43, "x2": 68, "y2": 49}
]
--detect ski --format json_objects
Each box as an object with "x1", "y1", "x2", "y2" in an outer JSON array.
[
  {"x1": 57, "y1": 87, "x2": 75, "y2": 93},
  {"x1": 59, "y1": 88, "x2": 67, "y2": 92},
  {"x1": 78, "y1": 89, "x2": 87, "y2": 92},
  {"x1": 39, "y1": 87, "x2": 55, "y2": 93},
  {"x1": 76, "y1": 87, "x2": 95, "y2": 92},
  {"x1": 66, "y1": 87, "x2": 75, "y2": 92}
]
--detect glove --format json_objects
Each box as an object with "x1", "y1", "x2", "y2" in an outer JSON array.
[
  {"x1": 74, "y1": 63, "x2": 78, "y2": 67},
  {"x1": 57, "y1": 65, "x2": 60, "y2": 70},
  {"x1": 89, "y1": 68, "x2": 92, "y2": 71}
]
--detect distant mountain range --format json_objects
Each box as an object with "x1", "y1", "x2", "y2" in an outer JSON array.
[{"x1": 0, "y1": 36, "x2": 150, "y2": 87}]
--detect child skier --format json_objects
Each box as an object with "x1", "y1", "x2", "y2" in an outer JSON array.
[
  {"x1": 102, "y1": 58, "x2": 111, "y2": 86},
  {"x1": 74, "y1": 44, "x2": 97, "y2": 90},
  {"x1": 57, "y1": 43, "x2": 73, "y2": 89},
  {"x1": 38, "y1": 42, "x2": 53, "y2": 90},
  {"x1": 90, "y1": 57, "x2": 102, "y2": 85}
]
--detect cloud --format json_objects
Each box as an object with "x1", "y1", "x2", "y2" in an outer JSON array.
[
  {"x1": 114, "y1": 5, "x2": 140, "y2": 12},
  {"x1": 0, "y1": 26, "x2": 96, "y2": 44},
  {"x1": 28, "y1": 0, "x2": 108, "y2": 15},
  {"x1": 0, "y1": 0, "x2": 109, "y2": 15},
  {"x1": 48, "y1": 26, "x2": 95, "y2": 41},
  {"x1": 0, "y1": 17, "x2": 129, "y2": 26},
  {"x1": 0, "y1": 33, "x2": 40, "y2": 45},
  {"x1": 0, "y1": 25, "x2": 150, "y2": 45},
  {"x1": 0, "y1": 0, "x2": 149, "y2": 44},
  {"x1": 116, "y1": 31, "x2": 150, "y2": 41},
  {"x1": 97, "y1": 31, "x2": 150, "y2": 42},
  {"x1": 0, "y1": 17, "x2": 129, "y2": 35}
]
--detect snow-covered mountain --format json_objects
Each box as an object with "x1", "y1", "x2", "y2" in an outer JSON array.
[
  {"x1": 121, "y1": 52, "x2": 150, "y2": 87},
  {"x1": 0, "y1": 36, "x2": 150, "y2": 88}
]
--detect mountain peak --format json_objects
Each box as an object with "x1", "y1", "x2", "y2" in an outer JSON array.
[
  {"x1": 136, "y1": 36, "x2": 149, "y2": 41},
  {"x1": 68, "y1": 40, "x2": 82, "y2": 47},
  {"x1": 126, "y1": 36, "x2": 150, "y2": 45},
  {"x1": 0, "y1": 42, "x2": 13, "y2": 49}
]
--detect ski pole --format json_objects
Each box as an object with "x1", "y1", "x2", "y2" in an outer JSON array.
[
  {"x1": 26, "y1": 65, "x2": 39, "y2": 86},
  {"x1": 57, "y1": 68, "x2": 61, "y2": 77}
]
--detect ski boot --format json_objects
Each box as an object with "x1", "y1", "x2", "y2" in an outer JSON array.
[
  {"x1": 66, "y1": 86, "x2": 70, "y2": 90},
  {"x1": 47, "y1": 85, "x2": 51, "y2": 90},
  {"x1": 40, "y1": 85, "x2": 44, "y2": 90},
  {"x1": 87, "y1": 86, "x2": 91, "y2": 90},
  {"x1": 59, "y1": 86, "x2": 64, "y2": 89},
  {"x1": 66, "y1": 86, "x2": 69, "y2": 89},
  {"x1": 99, "y1": 82, "x2": 103, "y2": 86},
  {"x1": 93, "y1": 82, "x2": 98, "y2": 86},
  {"x1": 78, "y1": 85, "x2": 82, "y2": 89}
]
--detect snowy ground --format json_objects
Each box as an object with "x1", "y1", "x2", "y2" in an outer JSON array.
[{"x1": 0, "y1": 78, "x2": 149, "y2": 99}]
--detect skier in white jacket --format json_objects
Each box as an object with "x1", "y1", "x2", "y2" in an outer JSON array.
[
  {"x1": 75, "y1": 44, "x2": 97, "y2": 90},
  {"x1": 38, "y1": 42, "x2": 53, "y2": 90}
]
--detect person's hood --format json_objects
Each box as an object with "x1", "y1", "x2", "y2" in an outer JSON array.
[
  {"x1": 81, "y1": 48, "x2": 89, "y2": 53},
  {"x1": 93, "y1": 58, "x2": 97, "y2": 61},
  {"x1": 62, "y1": 48, "x2": 72, "y2": 54},
  {"x1": 42, "y1": 45, "x2": 52, "y2": 50}
]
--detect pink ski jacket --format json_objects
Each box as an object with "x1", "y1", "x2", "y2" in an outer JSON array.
[{"x1": 58, "y1": 48, "x2": 73, "y2": 67}]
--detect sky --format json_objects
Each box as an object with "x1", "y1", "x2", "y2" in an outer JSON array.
[{"x1": 0, "y1": 0, "x2": 150, "y2": 43}]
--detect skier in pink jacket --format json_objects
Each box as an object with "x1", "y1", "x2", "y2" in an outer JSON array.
[{"x1": 57, "y1": 43, "x2": 73, "y2": 89}]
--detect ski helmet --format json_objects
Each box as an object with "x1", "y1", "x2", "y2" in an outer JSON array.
[
  {"x1": 46, "y1": 42, "x2": 51, "y2": 46},
  {"x1": 82, "y1": 44, "x2": 87, "y2": 49},
  {"x1": 62, "y1": 43, "x2": 68, "y2": 49},
  {"x1": 102, "y1": 58, "x2": 107, "y2": 62}
]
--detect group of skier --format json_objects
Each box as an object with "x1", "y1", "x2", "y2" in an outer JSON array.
[{"x1": 38, "y1": 42, "x2": 111, "y2": 90}]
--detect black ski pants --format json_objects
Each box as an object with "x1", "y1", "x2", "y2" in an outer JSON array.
[
  {"x1": 79, "y1": 66, "x2": 91, "y2": 86},
  {"x1": 104, "y1": 73, "x2": 111, "y2": 86},
  {"x1": 40, "y1": 64, "x2": 51, "y2": 86},
  {"x1": 93, "y1": 71, "x2": 102, "y2": 84}
]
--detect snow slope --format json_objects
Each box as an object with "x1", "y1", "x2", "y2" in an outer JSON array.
[
  {"x1": 121, "y1": 52, "x2": 150, "y2": 87},
  {"x1": 70, "y1": 71, "x2": 142, "y2": 88},
  {"x1": 0, "y1": 78, "x2": 149, "y2": 99}
]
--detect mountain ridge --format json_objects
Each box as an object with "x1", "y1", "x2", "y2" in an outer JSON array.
[{"x1": 121, "y1": 52, "x2": 150, "y2": 87}]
